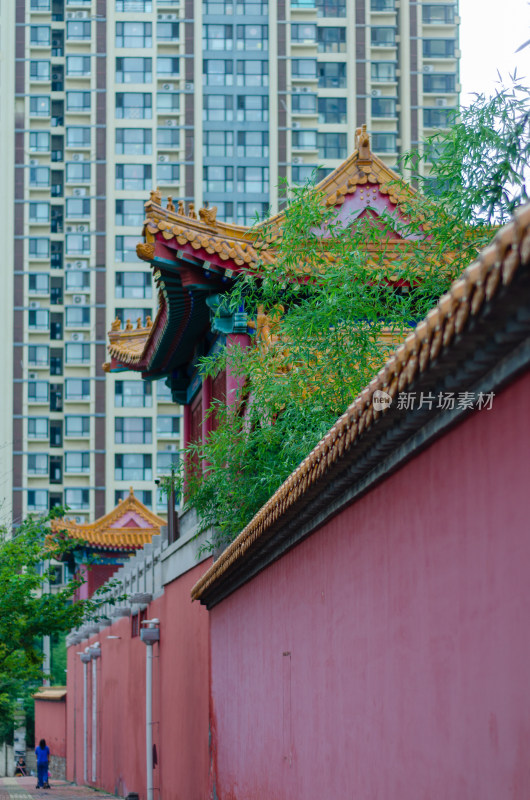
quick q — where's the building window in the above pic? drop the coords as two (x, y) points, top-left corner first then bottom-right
(66, 92), (91, 112)
(422, 4), (455, 24)
(236, 0), (268, 11)
(204, 131), (234, 158)
(371, 132), (397, 152)
(29, 309), (50, 330)
(66, 198), (90, 219)
(204, 165), (234, 194)
(156, 452), (179, 476)
(371, 61), (396, 82)
(115, 200), (146, 227)
(30, 61), (51, 81)
(65, 163), (91, 184)
(116, 93), (153, 119)
(28, 274), (50, 294)
(157, 57), (180, 76)
(372, 97), (397, 118)
(157, 128), (180, 148)
(115, 453), (152, 482)
(66, 21), (91, 39)
(115, 236), (139, 262)
(318, 96), (346, 123)
(424, 73), (456, 93)
(236, 24), (268, 50)
(28, 417), (49, 439)
(317, 26), (346, 52)
(157, 22), (179, 41)
(291, 59), (317, 79)
(31, 0), (51, 8)
(29, 202), (50, 223)
(292, 165), (318, 184)
(29, 167), (49, 190)
(157, 93), (180, 112)
(115, 380), (153, 408)
(65, 378), (90, 401)
(65, 234), (91, 255)
(115, 272), (152, 299)
(203, 24), (233, 51)
(30, 96), (50, 117)
(237, 166), (269, 193)
(318, 132), (347, 159)
(292, 93), (317, 114)
(204, 60), (234, 86)
(65, 452), (90, 473)
(65, 271), (90, 291)
(66, 127), (91, 148)
(28, 453), (49, 476)
(115, 489), (152, 507)
(116, 0), (153, 10)
(423, 39), (455, 58)
(30, 26), (51, 46)
(318, 62), (346, 88)
(292, 130), (317, 150)
(115, 164), (153, 191)
(29, 132), (50, 153)
(424, 108), (453, 128)
(371, 27), (396, 46)
(116, 128), (153, 155)
(236, 131), (269, 158)
(116, 57), (152, 83)
(115, 417), (153, 444)
(65, 343), (91, 364)
(28, 381), (49, 403)
(371, 0), (395, 9)
(116, 22), (152, 48)
(65, 415), (90, 437)
(66, 56), (91, 76)
(316, 0), (346, 16)
(65, 488), (90, 510)
(115, 307), (152, 326)
(236, 59), (268, 86)
(28, 344), (49, 365)
(157, 416), (180, 436)
(28, 490), (48, 512)
(236, 202), (268, 224)
(203, 94), (233, 121)
(291, 23), (316, 43)
(29, 238), (50, 258)
(156, 379), (173, 402)
(157, 163), (180, 184)
(65, 307), (90, 328)
(203, 0), (233, 12)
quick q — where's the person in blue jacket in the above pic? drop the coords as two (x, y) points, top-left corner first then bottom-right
(35, 739), (50, 789)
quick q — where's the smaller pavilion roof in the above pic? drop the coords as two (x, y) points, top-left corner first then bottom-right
(33, 687), (67, 701)
(51, 488), (165, 553)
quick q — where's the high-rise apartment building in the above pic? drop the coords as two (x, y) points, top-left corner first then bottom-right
(3, 0), (459, 525)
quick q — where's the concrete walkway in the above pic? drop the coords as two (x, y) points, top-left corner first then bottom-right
(0, 778), (118, 799)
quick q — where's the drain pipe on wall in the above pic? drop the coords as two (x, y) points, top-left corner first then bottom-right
(79, 650), (92, 783)
(140, 619), (160, 800)
(90, 643), (101, 782)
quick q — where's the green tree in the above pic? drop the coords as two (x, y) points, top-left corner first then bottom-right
(0, 509), (116, 740)
(170, 82), (530, 552)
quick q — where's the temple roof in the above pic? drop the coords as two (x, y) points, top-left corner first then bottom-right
(104, 127), (417, 382)
(51, 488), (166, 552)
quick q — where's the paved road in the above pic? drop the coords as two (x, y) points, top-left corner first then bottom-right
(0, 778), (118, 799)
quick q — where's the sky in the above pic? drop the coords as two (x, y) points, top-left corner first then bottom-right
(460, 0), (530, 102)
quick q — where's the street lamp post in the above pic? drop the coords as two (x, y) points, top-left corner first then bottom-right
(140, 619), (160, 800)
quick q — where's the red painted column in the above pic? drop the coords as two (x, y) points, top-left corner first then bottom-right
(226, 333), (251, 408)
(202, 375), (212, 445)
(182, 403), (191, 492)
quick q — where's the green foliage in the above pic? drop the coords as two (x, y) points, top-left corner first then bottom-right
(170, 84), (529, 552)
(0, 509), (119, 740)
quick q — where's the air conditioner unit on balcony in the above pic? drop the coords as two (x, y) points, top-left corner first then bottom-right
(371, 89), (382, 97)
(29, 159), (39, 166)
(292, 157), (304, 164)
(66, 225), (75, 233)
(52, 73), (62, 82)
(301, 86), (310, 92)
(435, 98), (447, 107)
(29, 301), (41, 309)
(73, 188), (87, 197)
(158, 154), (170, 163)
(185, 82), (194, 91)
(423, 65), (434, 73)
(28, 372), (38, 380)
(166, 119), (178, 127)
(74, 516), (82, 524)
(66, 11), (76, 18)
(72, 153), (85, 162)
(162, 83), (174, 91)
(75, 10), (89, 17)
(73, 295), (87, 304)
(158, 12), (178, 20)
(74, 260), (86, 269)
(76, 224), (89, 233)
(292, 121), (300, 128)
(166, 444), (178, 452)
(71, 332), (85, 342)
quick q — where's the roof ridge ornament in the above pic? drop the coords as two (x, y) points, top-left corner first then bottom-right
(167, 195), (176, 212)
(199, 206), (218, 227)
(150, 186), (162, 205)
(356, 124), (371, 163)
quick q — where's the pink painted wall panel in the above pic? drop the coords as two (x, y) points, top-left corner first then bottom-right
(66, 559), (211, 800)
(209, 370), (530, 800)
(35, 699), (66, 758)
